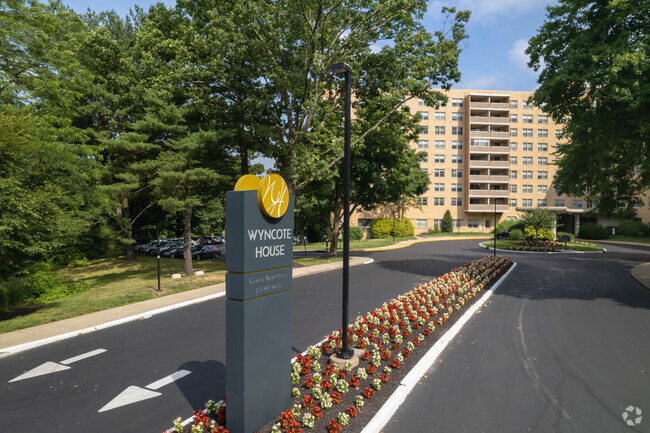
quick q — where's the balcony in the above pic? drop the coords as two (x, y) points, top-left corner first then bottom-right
(466, 204), (510, 212)
(470, 131), (509, 139)
(467, 190), (510, 198)
(470, 102), (510, 110)
(468, 160), (510, 169)
(469, 175), (510, 183)
(469, 116), (510, 125)
(469, 145), (510, 154)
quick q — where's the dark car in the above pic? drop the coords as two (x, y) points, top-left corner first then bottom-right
(166, 244), (200, 259)
(192, 245), (222, 260)
(495, 227), (514, 239)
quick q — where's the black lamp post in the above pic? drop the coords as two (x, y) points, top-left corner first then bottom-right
(331, 61), (353, 360)
(493, 199), (497, 257)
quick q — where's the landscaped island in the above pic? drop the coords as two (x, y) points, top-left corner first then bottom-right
(481, 239), (604, 252)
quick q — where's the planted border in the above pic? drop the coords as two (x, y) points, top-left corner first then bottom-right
(168, 256), (512, 433)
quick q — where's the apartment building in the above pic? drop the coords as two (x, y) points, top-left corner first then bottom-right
(355, 89), (650, 235)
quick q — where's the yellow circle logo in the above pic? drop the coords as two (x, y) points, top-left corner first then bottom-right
(257, 174), (289, 218)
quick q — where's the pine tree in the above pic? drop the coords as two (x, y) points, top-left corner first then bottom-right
(441, 210), (454, 233)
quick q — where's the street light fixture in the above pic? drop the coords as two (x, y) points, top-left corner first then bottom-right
(331, 61), (353, 360)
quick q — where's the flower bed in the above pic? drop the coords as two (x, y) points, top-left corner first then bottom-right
(168, 256), (512, 433)
(483, 239), (603, 252)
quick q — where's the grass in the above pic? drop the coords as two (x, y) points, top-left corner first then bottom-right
(419, 231), (492, 238)
(600, 235), (650, 244)
(0, 255), (340, 335)
(481, 240), (604, 252)
(292, 236), (416, 251)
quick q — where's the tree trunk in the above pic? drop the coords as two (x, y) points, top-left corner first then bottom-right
(183, 206), (194, 276)
(329, 183), (343, 256)
(123, 197), (135, 261)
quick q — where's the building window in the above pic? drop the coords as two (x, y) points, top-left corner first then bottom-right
(434, 197), (444, 206)
(452, 155), (462, 164)
(510, 128), (518, 137)
(510, 185), (517, 193)
(451, 183), (462, 192)
(416, 219), (427, 228)
(434, 169), (445, 177)
(434, 154), (445, 163)
(522, 199), (532, 207)
(418, 98), (426, 106)
(537, 171), (548, 180)
(358, 218), (372, 227)
(452, 126), (463, 135)
(510, 156), (518, 165)
(509, 199), (517, 207)
(555, 199), (564, 207)
(522, 142), (533, 151)
(451, 198), (462, 206)
(453, 219), (462, 228)
(435, 112), (445, 121)
(417, 197), (428, 206)
(587, 201), (595, 208)
(523, 101), (533, 109)
(417, 140), (428, 149)
(538, 129), (548, 138)
(537, 185), (548, 193)
(573, 200), (583, 209)
(421, 168), (428, 173)
(452, 98), (463, 107)
(523, 157), (533, 165)
(522, 170), (532, 179)
(451, 169), (463, 178)
(419, 111), (429, 120)
(556, 129), (565, 138)
(471, 138), (490, 146)
(452, 112), (464, 121)
(421, 126), (428, 134)
(537, 199), (547, 207)
(538, 115), (548, 123)
(538, 157), (548, 165)
(510, 142), (517, 150)
(468, 219), (478, 228)
(523, 185), (532, 193)
(523, 128), (533, 137)
(452, 141), (463, 150)
(435, 126), (445, 135)
(538, 143), (548, 152)
(434, 183), (444, 192)
(523, 114), (533, 123)
(433, 219), (442, 228)
(510, 114), (518, 123)
(510, 170), (517, 179)
(510, 100), (518, 109)
(420, 154), (428, 163)
(434, 140), (445, 149)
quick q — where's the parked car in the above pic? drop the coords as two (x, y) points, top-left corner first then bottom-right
(166, 244), (200, 259)
(192, 245), (222, 260)
(135, 241), (156, 254)
(160, 242), (184, 258)
(495, 228), (514, 239)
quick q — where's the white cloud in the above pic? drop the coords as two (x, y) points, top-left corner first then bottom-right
(461, 75), (498, 90)
(508, 38), (539, 75)
(430, 0), (543, 23)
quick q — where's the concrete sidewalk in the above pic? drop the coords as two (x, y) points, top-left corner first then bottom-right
(0, 256), (369, 354)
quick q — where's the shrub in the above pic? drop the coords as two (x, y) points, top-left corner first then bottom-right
(0, 278), (25, 309)
(616, 220), (649, 237)
(495, 219), (521, 233)
(556, 231), (574, 242)
(509, 229), (524, 240)
(371, 218), (414, 238)
(579, 223), (609, 240)
(441, 210), (453, 233)
(23, 268), (89, 303)
(432, 227), (440, 234)
(524, 226), (537, 240)
(349, 227), (364, 241)
(537, 228), (555, 241)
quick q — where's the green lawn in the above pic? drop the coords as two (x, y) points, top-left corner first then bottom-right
(419, 231), (491, 238)
(0, 254), (340, 335)
(482, 240), (604, 252)
(293, 236), (416, 251)
(601, 235), (650, 244)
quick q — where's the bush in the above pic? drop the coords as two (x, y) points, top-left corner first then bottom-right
(0, 278), (25, 309)
(556, 231), (574, 242)
(432, 227), (440, 233)
(524, 226), (537, 240)
(349, 226), (364, 241)
(579, 223), (610, 240)
(23, 268), (89, 303)
(371, 218), (414, 238)
(441, 210), (453, 233)
(537, 228), (554, 241)
(616, 220), (649, 237)
(509, 229), (524, 240)
(495, 219), (521, 233)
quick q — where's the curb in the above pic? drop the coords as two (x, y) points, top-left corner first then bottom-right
(478, 242), (606, 254)
(360, 262), (518, 433)
(359, 236), (492, 252)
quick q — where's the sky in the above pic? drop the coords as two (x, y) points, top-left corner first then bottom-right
(62, 0), (556, 93)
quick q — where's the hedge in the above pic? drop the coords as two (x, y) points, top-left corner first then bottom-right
(579, 223), (609, 240)
(371, 218), (414, 238)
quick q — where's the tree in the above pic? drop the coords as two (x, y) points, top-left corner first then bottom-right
(520, 207), (556, 231)
(527, 0), (650, 216)
(441, 210), (453, 233)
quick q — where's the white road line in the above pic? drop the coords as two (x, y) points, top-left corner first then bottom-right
(363, 258), (374, 264)
(145, 370), (191, 390)
(360, 262), (518, 433)
(60, 348), (107, 365)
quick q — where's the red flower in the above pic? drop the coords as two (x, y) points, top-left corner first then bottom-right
(362, 350), (371, 361)
(423, 328), (431, 336)
(412, 338), (420, 347)
(321, 378), (333, 392)
(390, 358), (401, 369)
(279, 410), (295, 428)
(311, 405), (323, 419)
(379, 373), (389, 383)
(304, 378), (315, 389)
(216, 406), (226, 424)
(332, 391), (342, 404)
(337, 370), (346, 379)
(403, 349), (411, 357)
(346, 406), (358, 418)
(302, 394), (315, 408)
(327, 419), (342, 433)
(367, 363), (377, 375)
(362, 387), (375, 399)
(324, 363), (335, 377)
(211, 427), (229, 433)
(348, 374), (360, 388)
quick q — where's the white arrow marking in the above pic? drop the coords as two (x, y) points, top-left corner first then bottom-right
(60, 348), (107, 365)
(145, 369), (191, 390)
(8, 348), (107, 383)
(98, 370), (191, 412)
(9, 361), (70, 382)
(98, 386), (161, 412)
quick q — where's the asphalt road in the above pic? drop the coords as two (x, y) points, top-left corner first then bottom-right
(384, 242), (650, 433)
(0, 240), (648, 432)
